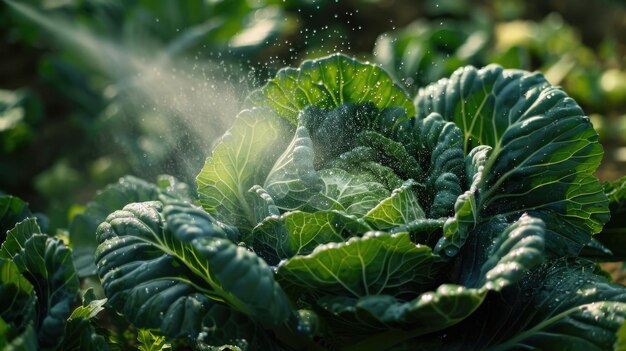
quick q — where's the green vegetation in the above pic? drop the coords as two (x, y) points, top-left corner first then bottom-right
(1, 1), (625, 350)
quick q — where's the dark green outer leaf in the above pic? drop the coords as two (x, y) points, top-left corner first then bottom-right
(593, 176), (626, 261)
(0, 195), (32, 244)
(416, 64), (609, 257)
(245, 53), (415, 124)
(0, 218), (42, 268)
(456, 214), (545, 291)
(70, 176), (162, 277)
(0, 258), (36, 348)
(95, 201), (290, 340)
(1, 219), (79, 350)
(579, 238), (613, 260)
(319, 284), (486, 338)
(441, 258), (626, 351)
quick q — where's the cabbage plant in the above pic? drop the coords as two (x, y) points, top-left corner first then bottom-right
(3, 54), (626, 350)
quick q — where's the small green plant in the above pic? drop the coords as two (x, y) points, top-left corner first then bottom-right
(2, 54), (626, 350)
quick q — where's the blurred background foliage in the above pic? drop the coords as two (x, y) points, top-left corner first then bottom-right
(0, 0), (624, 234)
